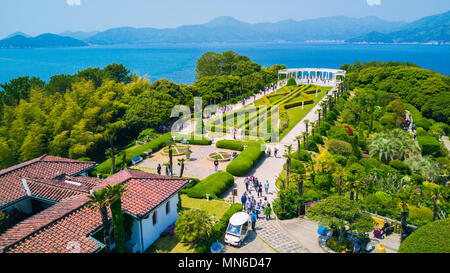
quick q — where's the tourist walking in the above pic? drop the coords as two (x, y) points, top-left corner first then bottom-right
(264, 203), (272, 220)
(258, 183), (263, 197)
(214, 159), (219, 172)
(157, 164), (161, 175)
(250, 210), (257, 231)
(245, 198), (252, 214)
(264, 180), (269, 194)
(241, 192), (247, 207)
(244, 177), (249, 192)
(274, 147), (278, 158)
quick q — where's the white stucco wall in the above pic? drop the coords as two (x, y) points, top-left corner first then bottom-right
(128, 193), (180, 253)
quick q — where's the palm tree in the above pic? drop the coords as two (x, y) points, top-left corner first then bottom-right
(423, 182), (447, 221)
(296, 136), (302, 160)
(87, 188), (111, 252)
(178, 158), (186, 178)
(284, 144), (293, 189)
(302, 132), (308, 150)
(106, 184), (127, 253)
(293, 173), (305, 216)
(310, 121), (315, 137)
(399, 199), (409, 243)
(304, 119), (310, 134)
(316, 109), (322, 129)
(333, 165), (347, 196)
(167, 140), (175, 176)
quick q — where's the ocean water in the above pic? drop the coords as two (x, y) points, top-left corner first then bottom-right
(0, 43), (449, 85)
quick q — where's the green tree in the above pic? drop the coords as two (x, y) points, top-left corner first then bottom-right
(106, 184), (127, 253)
(175, 209), (213, 244)
(308, 196), (368, 245)
(87, 188), (111, 252)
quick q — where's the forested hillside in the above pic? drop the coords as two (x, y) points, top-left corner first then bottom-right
(340, 61), (450, 124)
(0, 51), (282, 169)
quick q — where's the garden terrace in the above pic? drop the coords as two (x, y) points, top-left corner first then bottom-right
(206, 84), (330, 141)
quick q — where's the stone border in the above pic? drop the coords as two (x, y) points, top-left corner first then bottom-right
(318, 235), (337, 253)
(160, 145), (189, 156)
(207, 152), (232, 162)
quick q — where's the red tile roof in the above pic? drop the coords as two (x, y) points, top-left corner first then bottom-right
(0, 168), (190, 253)
(0, 155), (96, 207)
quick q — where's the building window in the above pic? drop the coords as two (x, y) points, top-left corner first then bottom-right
(152, 211), (157, 225)
(166, 201), (170, 215)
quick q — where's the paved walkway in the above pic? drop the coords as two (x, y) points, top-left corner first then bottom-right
(222, 86), (336, 204)
(256, 218), (309, 253)
(278, 218), (325, 253)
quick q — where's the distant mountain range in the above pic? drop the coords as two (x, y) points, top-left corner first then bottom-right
(85, 15), (407, 44)
(0, 33), (87, 48)
(1, 10), (448, 48)
(347, 10), (450, 44)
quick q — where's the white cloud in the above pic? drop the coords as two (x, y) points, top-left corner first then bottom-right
(366, 0), (381, 6)
(66, 0), (81, 6)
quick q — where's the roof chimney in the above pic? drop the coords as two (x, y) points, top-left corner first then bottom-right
(21, 178), (31, 196)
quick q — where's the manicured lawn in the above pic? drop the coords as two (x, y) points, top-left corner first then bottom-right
(180, 194), (230, 218)
(280, 87), (329, 140)
(146, 194), (230, 253)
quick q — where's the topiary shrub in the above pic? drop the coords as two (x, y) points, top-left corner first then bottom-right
(333, 154), (347, 166)
(417, 136), (441, 155)
(313, 134), (324, 145)
(360, 157), (381, 169)
(296, 149), (311, 162)
(327, 140), (353, 157)
(408, 206), (434, 226)
(327, 127), (350, 142)
(416, 127), (428, 137)
(215, 140), (245, 151)
(226, 143), (265, 176)
(415, 118), (433, 132)
(314, 173), (333, 193)
(398, 218), (450, 253)
(185, 172), (234, 199)
(307, 141), (319, 153)
(389, 159), (409, 174)
(346, 156), (359, 167)
(286, 77), (297, 86)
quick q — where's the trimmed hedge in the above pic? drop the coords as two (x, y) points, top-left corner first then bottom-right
(92, 132), (173, 176)
(194, 203), (243, 253)
(184, 172), (234, 200)
(389, 159), (409, 174)
(398, 218), (450, 253)
(216, 140), (246, 151)
(327, 139), (353, 156)
(417, 135), (441, 155)
(226, 143), (265, 176)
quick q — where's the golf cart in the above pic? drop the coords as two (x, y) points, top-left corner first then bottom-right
(224, 212), (250, 247)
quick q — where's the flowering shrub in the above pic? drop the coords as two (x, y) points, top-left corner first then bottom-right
(344, 126), (354, 136)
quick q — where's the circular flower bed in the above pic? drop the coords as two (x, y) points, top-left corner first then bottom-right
(207, 151), (232, 162)
(161, 145), (189, 156)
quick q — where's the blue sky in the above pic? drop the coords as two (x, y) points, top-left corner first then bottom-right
(0, 0), (449, 38)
